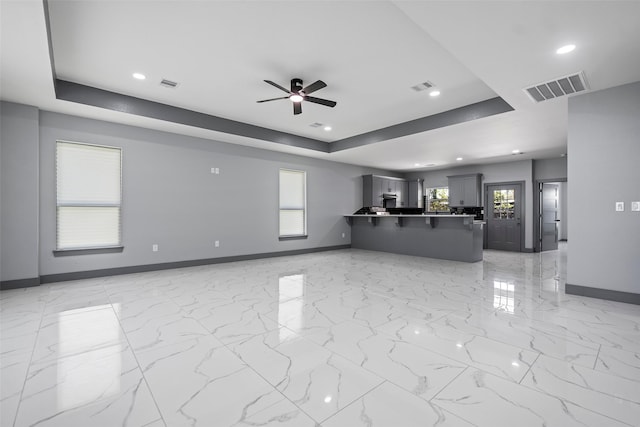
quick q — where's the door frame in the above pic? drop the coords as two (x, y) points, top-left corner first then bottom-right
(484, 181), (526, 252)
(533, 178), (567, 253)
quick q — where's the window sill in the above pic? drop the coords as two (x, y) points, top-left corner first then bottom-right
(279, 235), (308, 241)
(53, 246), (124, 257)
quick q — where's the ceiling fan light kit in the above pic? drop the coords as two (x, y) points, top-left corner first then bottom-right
(257, 78), (337, 115)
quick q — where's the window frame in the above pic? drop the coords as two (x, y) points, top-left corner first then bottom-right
(426, 187), (450, 213)
(54, 140), (124, 255)
(278, 168), (307, 240)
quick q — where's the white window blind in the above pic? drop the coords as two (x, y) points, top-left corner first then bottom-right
(279, 169), (306, 237)
(56, 141), (122, 250)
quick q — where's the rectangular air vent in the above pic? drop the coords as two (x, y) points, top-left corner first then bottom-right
(411, 81), (434, 92)
(524, 71), (588, 103)
(160, 79), (179, 88)
(309, 122), (323, 128)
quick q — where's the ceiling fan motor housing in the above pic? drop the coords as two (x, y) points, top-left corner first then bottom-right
(291, 78), (304, 93)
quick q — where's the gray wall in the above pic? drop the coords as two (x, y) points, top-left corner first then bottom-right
(33, 111), (389, 277)
(533, 157), (567, 181)
(0, 102), (40, 282)
(568, 81), (640, 295)
(404, 159), (535, 249)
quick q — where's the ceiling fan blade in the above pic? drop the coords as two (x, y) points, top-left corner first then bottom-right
(256, 96), (289, 103)
(301, 80), (327, 95)
(305, 96), (337, 108)
(293, 102), (302, 115)
(264, 80), (291, 94)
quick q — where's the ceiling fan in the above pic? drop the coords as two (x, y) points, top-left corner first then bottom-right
(257, 78), (337, 115)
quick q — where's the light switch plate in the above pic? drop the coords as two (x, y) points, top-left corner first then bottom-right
(615, 202), (625, 212)
(632, 201), (640, 212)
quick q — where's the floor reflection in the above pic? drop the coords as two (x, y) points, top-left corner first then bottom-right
(278, 274), (305, 340)
(493, 280), (515, 314)
(57, 304), (122, 411)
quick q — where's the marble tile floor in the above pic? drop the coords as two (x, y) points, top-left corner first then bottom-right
(2, 243), (640, 426)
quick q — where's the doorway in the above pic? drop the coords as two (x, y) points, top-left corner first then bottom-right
(541, 183), (559, 251)
(485, 182), (524, 251)
(534, 179), (567, 252)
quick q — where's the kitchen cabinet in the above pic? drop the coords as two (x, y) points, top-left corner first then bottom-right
(363, 175), (383, 207)
(397, 180), (408, 207)
(448, 174), (481, 207)
(407, 179), (424, 208)
(362, 175), (409, 207)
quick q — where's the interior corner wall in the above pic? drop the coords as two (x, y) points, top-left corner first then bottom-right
(404, 159), (534, 249)
(0, 101), (40, 282)
(36, 110), (390, 278)
(567, 81), (640, 296)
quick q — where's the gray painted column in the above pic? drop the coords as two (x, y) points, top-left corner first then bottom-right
(0, 102), (40, 285)
(567, 81), (640, 303)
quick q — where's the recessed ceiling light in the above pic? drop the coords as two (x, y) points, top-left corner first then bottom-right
(512, 149), (520, 154)
(289, 94), (303, 103)
(429, 90), (441, 97)
(324, 126), (332, 131)
(132, 73), (146, 80)
(456, 157), (463, 161)
(414, 163), (421, 167)
(556, 44), (576, 55)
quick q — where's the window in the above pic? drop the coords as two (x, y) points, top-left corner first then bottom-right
(56, 141), (122, 250)
(493, 189), (515, 219)
(279, 169), (306, 238)
(426, 187), (449, 212)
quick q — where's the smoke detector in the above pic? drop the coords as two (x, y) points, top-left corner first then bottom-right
(523, 71), (589, 103)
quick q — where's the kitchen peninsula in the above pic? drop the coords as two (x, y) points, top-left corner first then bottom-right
(345, 214), (484, 262)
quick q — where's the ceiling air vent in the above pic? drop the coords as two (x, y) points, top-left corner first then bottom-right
(159, 79), (179, 89)
(524, 71), (589, 103)
(309, 122), (323, 128)
(411, 81), (434, 92)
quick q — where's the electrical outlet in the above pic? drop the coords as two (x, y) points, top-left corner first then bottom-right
(215, 240), (220, 247)
(341, 232), (345, 238)
(215, 168), (220, 174)
(632, 201), (640, 212)
(152, 244), (158, 252)
(615, 202), (625, 212)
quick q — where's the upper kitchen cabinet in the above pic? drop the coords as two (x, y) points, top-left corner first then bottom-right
(396, 180), (409, 207)
(362, 175), (409, 207)
(407, 179), (424, 208)
(363, 175), (385, 207)
(448, 174), (482, 207)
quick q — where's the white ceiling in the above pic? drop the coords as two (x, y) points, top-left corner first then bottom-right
(2, 1), (640, 171)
